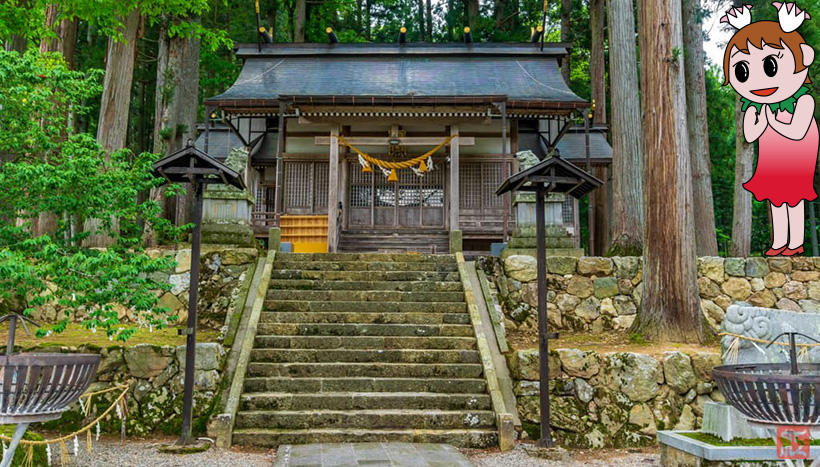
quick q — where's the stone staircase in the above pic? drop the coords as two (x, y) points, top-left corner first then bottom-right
(231, 252), (498, 448)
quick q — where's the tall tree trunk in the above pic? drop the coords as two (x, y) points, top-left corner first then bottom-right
(589, 0), (608, 253)
(149, 18), (201, 241)
(561, 0), (571, 82)
(494, 0), (507, 30)
(607, 0), (643, 255)
(417, 0), (426, 40)
(4, 0), (29, 52)
(365, 0), (372, 40)
(466, 0), (479, 30)
(86, 9), (139, 247)
(426, 0), (433, 39)
(631, 0), (702, 343)
(97, 10), (139, 154)
(60, 18), (78, 69)
(446, 0), (455, 41)
(730, 99), (754, 256)
(293, 0), (306, 42)
(682, 0), (718, 256)
(39, 3), (59, 52)
(590, 0), (606, 125)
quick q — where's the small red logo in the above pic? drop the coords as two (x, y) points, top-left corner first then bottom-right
(777, 426), (811, 460)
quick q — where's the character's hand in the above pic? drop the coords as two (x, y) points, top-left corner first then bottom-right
(744, 106), (767, 142)
(764, 105), (780, 126)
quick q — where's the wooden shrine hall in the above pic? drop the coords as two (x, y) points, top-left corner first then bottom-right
(200, 41), (591, 253)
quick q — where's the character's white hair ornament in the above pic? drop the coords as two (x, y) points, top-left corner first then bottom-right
(720, 4), (754, 30)
(773, 2), (811, 33)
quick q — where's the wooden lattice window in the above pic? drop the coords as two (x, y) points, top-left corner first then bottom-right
(460, 161), (505, 211)
(284, 160), (328, 214)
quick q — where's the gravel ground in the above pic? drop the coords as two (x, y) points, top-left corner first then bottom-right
(464, 444), (661, 467)
(46, 437), (660, 466)
(50, 437), (275, 467)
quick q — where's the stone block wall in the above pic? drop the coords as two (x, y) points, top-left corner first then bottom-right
(30, 247), (258, 330)
(40, 342), (225, 437)
(483, 254), (820, 334)
(507, 348), (722, 448)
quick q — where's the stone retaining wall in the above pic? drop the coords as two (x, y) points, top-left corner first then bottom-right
(30, 247), (258, 330)
(39, 343), (226, 437)
(507, 348), (722, 448)
(483, 254), (820, 334)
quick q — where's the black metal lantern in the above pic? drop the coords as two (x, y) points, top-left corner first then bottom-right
(496, 155), (602, 447)
(152, 143), (244, 445)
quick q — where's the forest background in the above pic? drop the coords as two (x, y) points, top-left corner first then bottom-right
(2, 0), (818, 256)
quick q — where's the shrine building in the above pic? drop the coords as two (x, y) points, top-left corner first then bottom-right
(198, 39), (606, 254)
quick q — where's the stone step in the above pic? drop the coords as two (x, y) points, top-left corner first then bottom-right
(273, 261), (458, 272)
(266, 290), (465, 302)
(270, 270), (461, 282)
(259, 312), (470, 325)
(264, 301), (467, 314)
(234, 409), (497, 430)
(231, 427), (498, 449)
(240, 392), (492, 411)
(246, 362), (484, 379)
(253, 335), (478, 350)
(249, 348), (481, 364)
(256, 323), (475, 337)
(242, 377), (488, 394)
(278, 253), (454, 263)
(268, 279), (463, 292)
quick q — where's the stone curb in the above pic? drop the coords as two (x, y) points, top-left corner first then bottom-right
(659, 430), (820, 461)
(455, 252), (515, 451)
(208, 249), (276, 448)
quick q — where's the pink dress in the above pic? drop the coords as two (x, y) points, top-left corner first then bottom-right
(743, 112), (819, 207)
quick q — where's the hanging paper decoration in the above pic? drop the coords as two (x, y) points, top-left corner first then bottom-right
(338, 135), (452, 181)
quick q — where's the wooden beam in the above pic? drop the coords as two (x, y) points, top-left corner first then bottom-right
(314, 136), (475, 146)
(449, 125), (460, 231)
(163, 167), (224, 175)
(327, 126), (340, 252)
(527, 175), (583, 184)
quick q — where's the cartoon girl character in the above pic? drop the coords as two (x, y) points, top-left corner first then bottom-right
(722, 2), (817, 256)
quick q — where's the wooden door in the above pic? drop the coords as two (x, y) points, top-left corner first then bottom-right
(347, 161), (445, 230)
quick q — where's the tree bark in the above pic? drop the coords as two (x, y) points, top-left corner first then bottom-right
(4, 0), (29, 52)
(494, 0), (506, 30)
(97, 9), (140, 154)
(150, 17), (201, 236)
(682, 0), (718, 256)
(590, 0), (606, 125)
(607, 0), (643, 255)
(631, 0), (702, 343)
(426, 0), (433, 39)
(293, 0), (306, 42)
(730, 98), (754, 256)
(589, 0), (609, 253)
(86, 9), (139, 247)
(417, 0), (426, 41)
(39, 3), (59, 53)
(365, 0), (372, 40)
(60, 17), (78, 69)
(561, 0), (572, 82)
(466, 0), (479, 30)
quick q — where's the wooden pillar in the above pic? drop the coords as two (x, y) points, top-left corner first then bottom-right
(328, 126), (340, 252)
(274, 102), (286, 220)
(449, 125), (460, 231)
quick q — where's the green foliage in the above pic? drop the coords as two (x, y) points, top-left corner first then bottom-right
(0, 50), (186, 342)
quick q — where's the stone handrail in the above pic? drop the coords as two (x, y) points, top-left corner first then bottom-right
(208, 249), (276, 448)
(455, 252), (516, 450)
